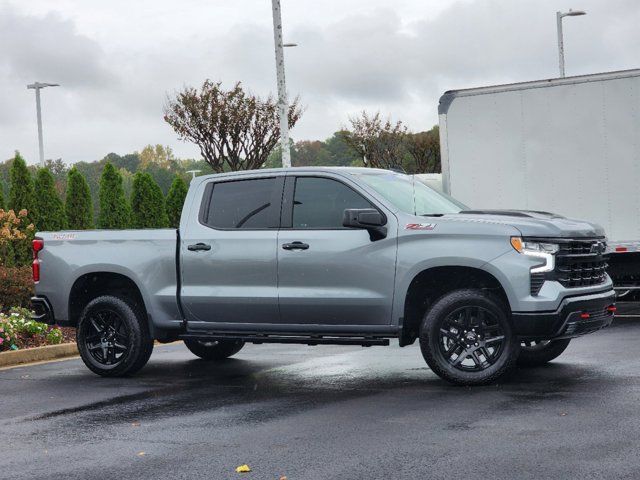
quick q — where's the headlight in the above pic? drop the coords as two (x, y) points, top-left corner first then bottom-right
(510, 237), (558, 273)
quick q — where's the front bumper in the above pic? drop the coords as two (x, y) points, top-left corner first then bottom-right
(31, 296), (56, 326)
(512, 288), (616, 340)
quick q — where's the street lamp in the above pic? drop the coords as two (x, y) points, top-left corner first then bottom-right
(186, 170), (201, 181)
(271, 0), (297, 168)
(27, 82), (60, 168)
(556, 9), (586, 78)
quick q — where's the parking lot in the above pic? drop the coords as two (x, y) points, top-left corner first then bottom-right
(2, 318), (639, 480)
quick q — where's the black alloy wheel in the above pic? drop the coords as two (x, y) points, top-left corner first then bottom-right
(438, 306), (505, 372)
(419, 289), (519, 386)
(77, 295), (153, 377)
(517, 338), (571, 367)
(83, 309), (130, 367)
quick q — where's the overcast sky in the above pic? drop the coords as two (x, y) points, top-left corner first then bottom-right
(1, 0), (639, 165)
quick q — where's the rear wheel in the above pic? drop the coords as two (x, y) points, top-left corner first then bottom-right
(419, 289), (519, 386)
(517, 339), (571, 367)
(183, 338), (245, 360)
(76, 295), (153, 377)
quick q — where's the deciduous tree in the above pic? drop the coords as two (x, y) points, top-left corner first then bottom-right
(98, 163), (131, 229)
(405, 126), (441, 173)
(343, 112), (407, 170)
(34, 168), (66, 231)
(164, 80), (303, 172)
(131, 172), (168, 228)
(165, 176), (188, 228)
(66, 167), (94, 229)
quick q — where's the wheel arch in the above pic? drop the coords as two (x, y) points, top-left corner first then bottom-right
(398, 265), (511, 346)
(68, 271), (152, 333)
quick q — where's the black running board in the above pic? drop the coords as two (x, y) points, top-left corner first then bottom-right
(180, 332), (390, 347)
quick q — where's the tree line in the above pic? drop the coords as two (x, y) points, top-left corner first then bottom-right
(0, 153), (188, 265)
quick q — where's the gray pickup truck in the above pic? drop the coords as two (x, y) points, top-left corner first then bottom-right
(31, 167), (615, 385)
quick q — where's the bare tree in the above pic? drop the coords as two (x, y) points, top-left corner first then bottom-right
(405, 126), (441, 173)
(343, 111), (407, 170)
(164, 80), (303, 172)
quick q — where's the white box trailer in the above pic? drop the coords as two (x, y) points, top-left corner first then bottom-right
(438, 68), (640, 308)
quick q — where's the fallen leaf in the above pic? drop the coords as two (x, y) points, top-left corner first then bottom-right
(280, 476), (287, 480)
(235, 464), (251, 473)
(132, 422), (141, 427)
(137, 451), (146, 457)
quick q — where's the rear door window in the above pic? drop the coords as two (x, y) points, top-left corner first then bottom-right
(201, 177), (281, 229)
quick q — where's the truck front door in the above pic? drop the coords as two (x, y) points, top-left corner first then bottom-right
(277, 174), (398, 326)
(180, 175), (284, 327)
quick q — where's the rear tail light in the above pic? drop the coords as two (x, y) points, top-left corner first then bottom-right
(32, 239), (44, 282)
(579, 313), (590, 319)
(607, 305), (617, 313)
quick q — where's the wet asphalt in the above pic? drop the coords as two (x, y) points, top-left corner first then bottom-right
(2, 318), (640, 480)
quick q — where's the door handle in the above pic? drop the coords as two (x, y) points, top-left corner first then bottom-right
(282, 241), (309, 251)
(188, 243), (211, 252)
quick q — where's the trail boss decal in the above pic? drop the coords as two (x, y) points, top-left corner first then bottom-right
(405, 223), (436, 230)
(52, 233), (77, 240)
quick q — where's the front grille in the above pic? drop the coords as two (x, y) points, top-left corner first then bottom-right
(555, 240), (608, 288)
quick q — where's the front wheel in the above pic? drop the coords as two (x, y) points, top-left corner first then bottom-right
(517, 339), (571, 367)
(419, 289), (519, 386)
(183, 338), (245, 361)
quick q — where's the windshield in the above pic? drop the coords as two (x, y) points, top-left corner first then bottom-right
(355, 172), (466, 216)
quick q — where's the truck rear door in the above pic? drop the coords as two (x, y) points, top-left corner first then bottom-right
(180, 174), (284, 327)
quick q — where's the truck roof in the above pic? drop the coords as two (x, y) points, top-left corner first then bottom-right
(194, 166), (396, 182)
(438, 68), (640, 115)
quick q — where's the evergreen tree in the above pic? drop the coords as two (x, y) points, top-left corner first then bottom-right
(131, 172), (169, 228)
(165, 175), (188, 228)
(65, 167), (94, 229)
(34, 168), (66, 231)
(8, 152), (37, 223)
(8, 153), (37, 265)
(98, 162), (131, 229)
(0, 184), (5, 210)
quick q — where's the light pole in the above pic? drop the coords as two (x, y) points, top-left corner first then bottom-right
(556, 9), (586, 78)
(27, 82), (59, 168)
(271, 0), (296, 168)
(186, 170), (201, 181)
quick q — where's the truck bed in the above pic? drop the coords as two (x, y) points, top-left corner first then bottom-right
(35, 229), (181, 331)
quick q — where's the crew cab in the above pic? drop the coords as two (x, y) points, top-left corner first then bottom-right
(31, 168), (616, 385)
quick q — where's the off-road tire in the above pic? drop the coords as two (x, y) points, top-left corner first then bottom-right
(183, 339), (245, 360)
(419, 289), (519, 386)
(77, 295), (153, 377)
(517, 339), (571, 367)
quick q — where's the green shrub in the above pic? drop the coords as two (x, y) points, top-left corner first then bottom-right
(65, 167), (94, 229)
(34, 168), (66, 231)
(98, 162), (131, 229)
(45, 328), (63, 344)
(0, 308), (63, 352)
(0, 266), (33, 309)
(166, 175), (188, 228)
(131, 172), (169, 228)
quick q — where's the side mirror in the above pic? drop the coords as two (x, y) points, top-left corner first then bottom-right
(343, 208), (387, 240)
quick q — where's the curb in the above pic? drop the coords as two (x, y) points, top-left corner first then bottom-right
(0, 343), (78, 368)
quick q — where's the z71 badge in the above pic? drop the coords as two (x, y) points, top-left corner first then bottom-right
(405, 223), (436, 230)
